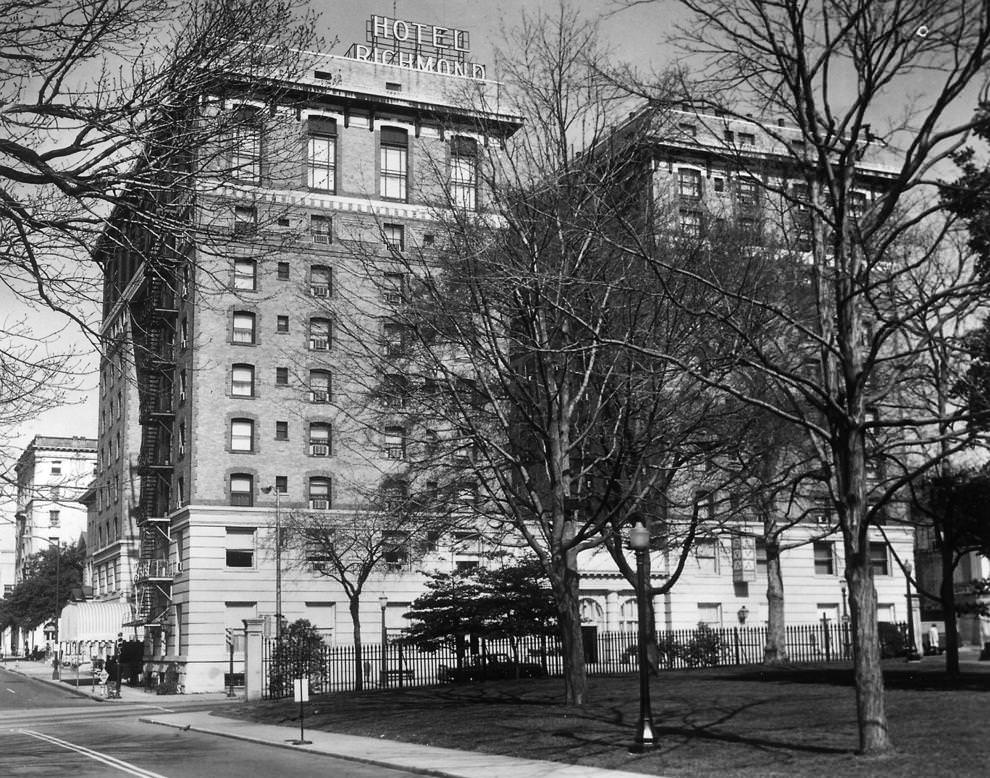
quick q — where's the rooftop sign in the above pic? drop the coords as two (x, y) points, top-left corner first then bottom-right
(345, 15), (487, 80)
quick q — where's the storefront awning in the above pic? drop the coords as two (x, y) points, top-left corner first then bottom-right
(59, 600), (134, 643)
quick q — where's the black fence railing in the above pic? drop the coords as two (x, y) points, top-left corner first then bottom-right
(261, 620), (896, 700)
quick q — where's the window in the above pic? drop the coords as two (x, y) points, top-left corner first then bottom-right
(229, 473), (254, 507)
(379, 127), (408, 200)
(225, 527), (256, 567)
(230, 418), (255, 452)
(813, 541), (835, 575)
(678, 122), (697, 137)
(738, 131), (756, 146)
(233, 205), (257, 235)
(382, 531), (409, 571)
(276, 315), (289, 333)
(178, 422), (186, 456)
(309, 422), (332, 456)
(382, 273), (405, 304)
(309, 476), (332, 509)
(678, 168), (702, 199)
(51, 460), (62, 476)
(736, 179), (760, 207)
(275, 420), (288, 440)
(234, 258), (256, 290)
(382, 479), (407, 508)
(713, 177), (725, 193)
(277, 261), (290, 280)
(679, 210), (701, 237)
(309, 370), (332, 403)
(180, 318), (189, 349)
(383, 223), (404, 251)
(228, 110), (261, 184)
(232, 311), (256, 344)
(310, 265), (331, 297)
(697, 603), (722, 627)
(309, 318), (331, 351)
(849, 191), (868, 218)
(306, 117), (336, 191)
(48, 510), (60, 527)
(384, 426), (406, 459)
(695, 540), (718, 574)
(450, 136), (477, 209)
(791, 183), (811, 212)
(176, 476), (184, 506)
(179, 369), (187, 403)
(275, 367), (289, 386)
(383, 322), (405, 356)
(756, 538), (768, 577)
(231, 364), (255, 397)
(381, 373), (410, 408)
(869, 541), (889, 576)
(311, 214), (331, 244)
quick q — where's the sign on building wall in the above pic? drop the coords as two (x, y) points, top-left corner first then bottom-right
(731, 535), (757, 583)
(345, 15), (487, 80)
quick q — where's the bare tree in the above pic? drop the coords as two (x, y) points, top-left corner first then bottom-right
(610, 0), (990, 753)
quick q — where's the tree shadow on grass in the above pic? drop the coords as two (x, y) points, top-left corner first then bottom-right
(709, 664), (990, 692)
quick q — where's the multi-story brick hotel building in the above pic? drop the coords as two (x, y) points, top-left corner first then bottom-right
(93, 18), (523, 692)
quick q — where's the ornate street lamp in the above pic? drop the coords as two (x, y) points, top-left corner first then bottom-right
(379, 594), (389, 688)
(628, 520), (656, 752)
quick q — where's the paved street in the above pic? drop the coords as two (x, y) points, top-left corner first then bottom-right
(0, 667), (422, 777)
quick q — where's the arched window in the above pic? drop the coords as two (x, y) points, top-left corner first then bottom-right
(230, 418), (254, 452)
(309, 422), (332, 456)
(232, 311), (256, 344)
(309, 318), (331, 351)
(618, 598), (639, 632)
(310, 265), (331, 297)
(231, 364), (255, 397)
(580, 598), (605, 629)
(230, 473), (254, 506)
(309, 476), (332, 510)
(309, 370), (332, 403)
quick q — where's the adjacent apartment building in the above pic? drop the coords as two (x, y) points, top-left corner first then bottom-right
(7, 435), (96, 654)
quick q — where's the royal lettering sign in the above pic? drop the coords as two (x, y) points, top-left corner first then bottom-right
(731, 535), (757, 583)
(345, 15), (487, 80)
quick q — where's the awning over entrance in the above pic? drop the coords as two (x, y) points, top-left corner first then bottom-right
(59, 600), (133, 643)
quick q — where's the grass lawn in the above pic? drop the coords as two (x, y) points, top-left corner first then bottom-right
(216, 659), (990, 776)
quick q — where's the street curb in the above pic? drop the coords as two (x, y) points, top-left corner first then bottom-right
(139, 716), (456, 778)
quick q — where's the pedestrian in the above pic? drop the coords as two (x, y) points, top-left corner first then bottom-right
(105, 654), (119, 698)
(928, 624), (940, 655)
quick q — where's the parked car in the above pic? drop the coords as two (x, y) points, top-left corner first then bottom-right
(438, 653), (548, 683)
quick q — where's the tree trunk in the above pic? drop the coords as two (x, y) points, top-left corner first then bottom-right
(550, 558), (587, 705)
(763, 537), (788, 664)
(846, 556), (892, 754)
(940, 541), (960, 676)
(350, 597), (364, 692)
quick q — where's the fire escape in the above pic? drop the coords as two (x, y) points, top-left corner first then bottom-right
(131, 268), (179, 626)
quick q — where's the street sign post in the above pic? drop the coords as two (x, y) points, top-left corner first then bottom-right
(291, 678), (311, 744)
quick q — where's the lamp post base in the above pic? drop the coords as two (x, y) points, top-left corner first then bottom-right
(630, 720), (658, 753)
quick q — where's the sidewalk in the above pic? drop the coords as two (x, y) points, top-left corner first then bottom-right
(4, 659), (650, 777)
(139, 710), (653, 778)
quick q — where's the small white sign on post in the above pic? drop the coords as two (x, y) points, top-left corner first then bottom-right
(98, 670), (110, 685)
(293, 677), (309, 703)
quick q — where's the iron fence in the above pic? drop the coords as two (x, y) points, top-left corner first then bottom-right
(261, 619), (893, 700)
